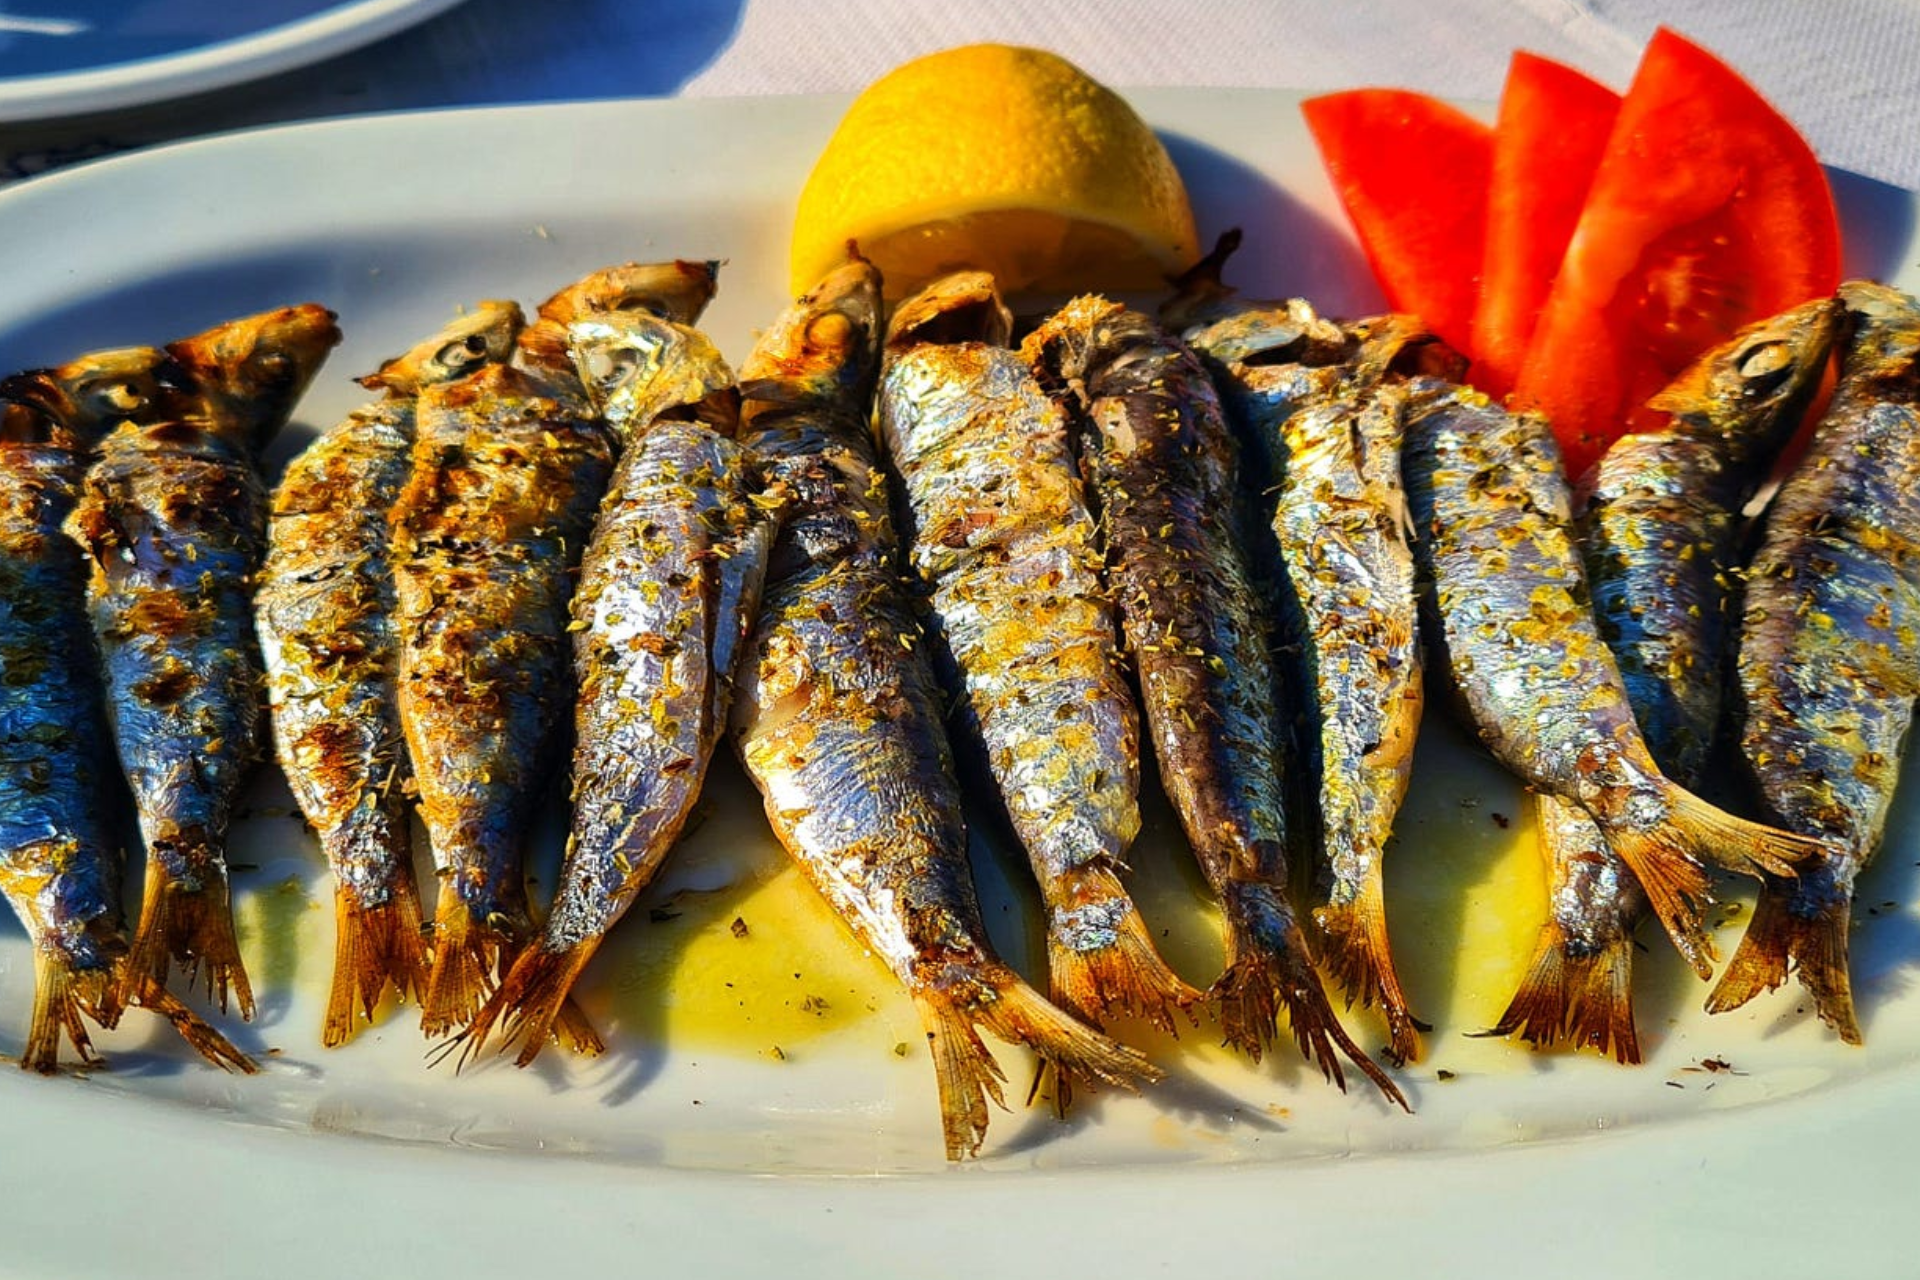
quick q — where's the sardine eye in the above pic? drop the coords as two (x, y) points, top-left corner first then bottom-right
(1735, 340), (1795, 391)
(435, 334), (489, 374)
(806, 311), (854, 352)
(578, 344), (639, 387)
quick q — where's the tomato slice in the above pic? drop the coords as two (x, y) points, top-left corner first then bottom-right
(1510, 27), (1841, 477)
(1467, 53), (1620, 399)
(1302, 90), (1492, 356)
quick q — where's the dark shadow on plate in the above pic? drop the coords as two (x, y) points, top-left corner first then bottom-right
(1833, 167), (1919, 283)
(1158, 130), (1384, 316)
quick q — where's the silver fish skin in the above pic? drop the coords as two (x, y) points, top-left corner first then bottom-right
(1400, 381), (1829, 976)
(1497, 296), (1842, 1063)
(256, 301), (523, 1047)
(730, 260), (1155, 1162)
(398, 264), (717, 1039)
(0, 392), (250, 1073)
(66, 305), (340, 1020)
(1266, 371), (1425, 1064)
(881, 271), (1198, 1034)
(463, 310), (772, 1067)
(1710, 281), (1920, 1042)
(1024, 296), (1405, 1108)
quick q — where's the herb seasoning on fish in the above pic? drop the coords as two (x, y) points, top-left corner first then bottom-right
(730, 260), (1157, 1161)
(1399, 381), (1828, 972)
(880, 271), (1199, 1034)
(463, 305), (775, 1066)
(1025, 296), (1406, 1107)
(257, 302), (523, 1046)
(395, 263), (719, 1038)
(1710, 281), (1920, 1042)
(65, 305), (340, 1019)
(1492, 296), (1840, 1062)
(0, 376), (251, 1073)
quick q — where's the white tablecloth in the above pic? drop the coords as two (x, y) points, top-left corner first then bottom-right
(4, 0), (1919, 190)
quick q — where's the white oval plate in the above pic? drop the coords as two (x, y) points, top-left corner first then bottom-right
(0, 92), (1915, 1276)
(0, 0), (467, 121)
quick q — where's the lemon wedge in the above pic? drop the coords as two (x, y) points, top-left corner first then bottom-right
(790, 45), (1199, 298)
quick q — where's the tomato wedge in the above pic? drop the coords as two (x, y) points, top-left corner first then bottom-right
(1467, 53), (1620, 399)
(1302, 90), (1492, 356)
(1510, 27), (1841, 477)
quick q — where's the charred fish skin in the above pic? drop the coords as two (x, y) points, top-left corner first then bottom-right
(1024, 297), (1404, 1108)
(731, 261), (1155, 1162)
(400, 264), (720, 1039)
(64, 305), (340, 1021)
(1184, 299), (1435, 1066)
(1493, 297), (1843, 1061)
(1712, 282), (1920, 1041)
(464, 308), (770, 1067)
(0, 389), (247, 1074)
(257, 302), (523, 1047)
(393, 364), (612, 1037)
(881, 272), (1198, 1034)
(1400, 382), (1827, 975)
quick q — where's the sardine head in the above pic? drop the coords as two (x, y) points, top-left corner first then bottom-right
(1647, 295), (1844, 466)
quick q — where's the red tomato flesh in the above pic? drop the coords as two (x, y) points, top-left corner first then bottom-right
(1510, 27), (1841, 477)
(1302, 90), (1492, 356)
(1468, 53), (1620, 399)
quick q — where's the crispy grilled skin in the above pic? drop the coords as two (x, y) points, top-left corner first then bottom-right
(730, 262), (1155, 1161)
(1401, 381), (1827, 979)
(881, 272), (1197, 1033)
(464, 306), (772, 1067)
(1497, 296), (1841, 1062)
(1026, 297), (1405, 1107)
(66, 306), (339, 1020)
(1712, 282), (1920, 1042)
(258, 302), (522, 1046)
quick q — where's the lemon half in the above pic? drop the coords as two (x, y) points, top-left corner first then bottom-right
(790, 45), (1199, 299)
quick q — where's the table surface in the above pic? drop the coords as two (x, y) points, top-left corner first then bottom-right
(3, 0), (1918, 191)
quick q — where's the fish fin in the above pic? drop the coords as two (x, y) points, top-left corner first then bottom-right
(1313, 868), (1424, 1065)
(123, 852), (254, 1020)
(911, 991), (1005, 1162)
(122, 973), (258, 1073)
(1596, 816), (1716, 980)
(1213, 883), (1410, 1111)
(975, 962), (1162, 1100)
(420, 900), (507, 1038)
(1046, 867), (1202, 1035)
(1487, 923), (1642, 1065)
(19, 953), (108, 1074)
(1706, 871), (1860, 1043)
(323, 881), (430, 1048)
(459, 940), (607, 1070)
(1663, 785), (1827, 879)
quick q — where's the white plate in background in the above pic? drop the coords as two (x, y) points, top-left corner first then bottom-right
(0, 0), (467, 121)
(0, 93), (1915, 1276)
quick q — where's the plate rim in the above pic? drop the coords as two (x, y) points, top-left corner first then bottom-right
(0, 91), (1914, 1277)
(0, 0), (471, 122)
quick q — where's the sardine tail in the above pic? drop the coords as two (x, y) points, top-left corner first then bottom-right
(976, 964), (1162, 1099)
(20, 953), (107, 1074)
(122, 972), (258, 1073)
(1597, 820), (1716, 980)
(911, 991), (1006, 1161)
(420, 901), (505, 1038)
(123, 858), (254, 1020)
(1665, 785), (1825, 879)
(1488, 922), (1642, 1065)
(460, 940), (607, 1070)
(323, 881), (430, 1048)
(1213, 884), (1409, 1111)
(1706, 874), (1860, 1043)
(1314, 870), (1424, 1065)
(1046, 868), (1202, 1034)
